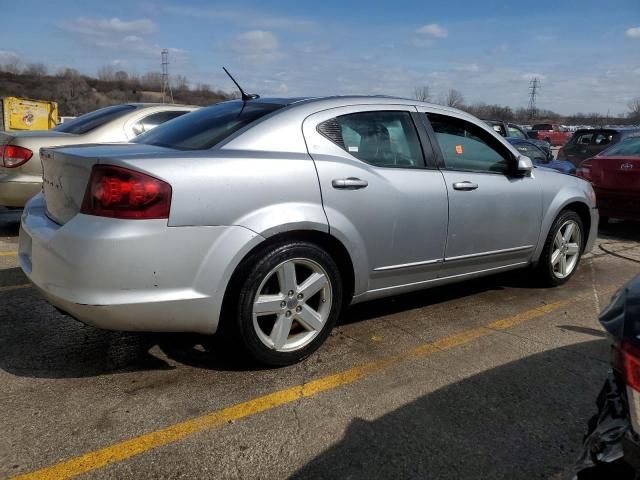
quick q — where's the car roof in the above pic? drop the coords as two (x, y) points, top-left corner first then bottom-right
(574, 127), (640, 134)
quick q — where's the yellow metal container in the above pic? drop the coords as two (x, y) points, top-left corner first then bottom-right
(1, 96), (59, 131)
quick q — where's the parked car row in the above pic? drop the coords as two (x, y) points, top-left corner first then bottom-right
(14, 95), (597, 365)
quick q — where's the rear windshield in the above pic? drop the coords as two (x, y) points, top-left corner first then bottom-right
(54, 104), (137, 134)
(600, 136), (640, 157)
(133, 101), (284, 150)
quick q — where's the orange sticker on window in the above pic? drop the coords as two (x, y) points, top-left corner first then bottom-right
(455, 145), (463, 155)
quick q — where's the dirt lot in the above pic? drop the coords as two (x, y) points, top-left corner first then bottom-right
(1, 207), (639, 479)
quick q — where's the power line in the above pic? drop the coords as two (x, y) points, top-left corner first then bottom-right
(527, 77), (539, 120)
(161, 49), (173, 103)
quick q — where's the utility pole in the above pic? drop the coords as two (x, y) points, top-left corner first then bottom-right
(161, 49), (174, 103)
(527, 77), (539, 120)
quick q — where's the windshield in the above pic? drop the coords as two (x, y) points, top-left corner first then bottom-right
(600, 136), (640, 157)
(133, 101), (284, 150)
(54, 104), (137, 134)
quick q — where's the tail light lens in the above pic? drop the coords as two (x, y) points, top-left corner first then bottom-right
(81, 165), (171, 219)
(0, 145), (33, 168)
(622, 342), (640, 393)
(576, 159), (592, 181)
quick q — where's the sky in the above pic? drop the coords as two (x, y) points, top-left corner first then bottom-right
(0, 0), (638, 115)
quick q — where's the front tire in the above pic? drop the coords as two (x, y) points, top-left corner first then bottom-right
(229, 241), (343, 366)
(536, 210), (584, 286)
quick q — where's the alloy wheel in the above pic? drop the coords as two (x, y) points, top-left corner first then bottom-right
(551, 220), (582, 279)
(252, 258), (332, 352)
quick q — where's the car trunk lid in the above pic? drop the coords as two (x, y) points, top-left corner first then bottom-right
(41, 144), (174, 225)
(591, 155), (640, 191)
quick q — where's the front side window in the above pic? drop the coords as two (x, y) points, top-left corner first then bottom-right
(54, 104), (137, 134)
(318, 111), (424, 168)
(593, 132), (614, 146)
(427, 113), (511, 173)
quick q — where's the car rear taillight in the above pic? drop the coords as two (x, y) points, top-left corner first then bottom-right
(576, 159), (592, 181)
(0, 145), (33, 168)
(622, 342), (640, 393)
(80, 165), (171, 219)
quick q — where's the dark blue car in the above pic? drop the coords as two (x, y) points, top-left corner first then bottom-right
(507, 138), (576, 175)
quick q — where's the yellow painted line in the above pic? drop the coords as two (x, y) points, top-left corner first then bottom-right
(0, 251), (18, 257)
(0, 283), (31, 292)
(13, 286), (614, 480)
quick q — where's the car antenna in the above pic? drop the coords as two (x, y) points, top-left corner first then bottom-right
(223, 67), (259, 101)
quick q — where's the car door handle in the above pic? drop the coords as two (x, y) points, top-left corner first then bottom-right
(332, 178), (368, 190)
(452, 181), (478, 191)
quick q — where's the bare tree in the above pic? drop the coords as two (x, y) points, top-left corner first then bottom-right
(2, 55), (21, 74)
(25, 63), (47, 76)
(444, 88), (465, 108)
(141, 72), (163, 90)
(114, 70), (129, 82)
(629, 98), (640, 121)
(413, 86), (432, 102)
(97, 65), (116, 81)
(172, 74), (189, 92)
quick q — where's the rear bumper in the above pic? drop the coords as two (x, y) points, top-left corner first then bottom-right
(596, 188), (640, 221)
(19, 194), (264, 334)
(0, 172), (41, 207)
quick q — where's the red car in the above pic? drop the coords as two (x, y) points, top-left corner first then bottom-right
(528, 123), (572, 146)
(577, 136), (640, 222)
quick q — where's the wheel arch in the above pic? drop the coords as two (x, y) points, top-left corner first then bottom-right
(218, 229), (357, 333)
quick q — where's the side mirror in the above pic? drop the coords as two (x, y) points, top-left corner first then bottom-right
(516, 155), (533, 174)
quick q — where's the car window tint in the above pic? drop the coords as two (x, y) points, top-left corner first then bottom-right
(318, 111), (424, 168)
(134, 102), (283, 150)
(575, 132), (594, 145)
(600, 137), (640, 157)
(54, 104), (137, 134)
(427, 113), (510, 173)
(132, 110), (188, 136)
(592, 132), (613, 146)
(507, 125), (526, 139)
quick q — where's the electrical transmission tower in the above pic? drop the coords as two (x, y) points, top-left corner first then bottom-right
(161, 49), (174, 103)
(527, 77), (539, 120)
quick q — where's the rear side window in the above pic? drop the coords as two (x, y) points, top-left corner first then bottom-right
(318, 111), (424, 168)
(131, 110), (188, 136)
(427, 113), (511, 173)
(54, 104), (136, 134)
(574, 132), (594, 145)
(134, 102), (284, 150)
(600, 137), (640, 157)
(592, 132), (614, 146)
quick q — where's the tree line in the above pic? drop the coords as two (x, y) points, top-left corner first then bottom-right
(0, 62), (231, 116)
(414, 85), (640, 125)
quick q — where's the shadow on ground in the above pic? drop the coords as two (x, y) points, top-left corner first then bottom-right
(598, 220), (640, 243)
(0, 265), (544, 379)
(291, 340), (623, 480)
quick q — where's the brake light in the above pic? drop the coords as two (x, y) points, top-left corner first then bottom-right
(0, 145), (33, 168)
(622, 342), (640, 392)
(577, 159), (592, 181)
(80, 165), (171, 219)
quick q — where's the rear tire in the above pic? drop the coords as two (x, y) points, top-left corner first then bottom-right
(226, 241), (343, 366)
(535, 210), (584, 287)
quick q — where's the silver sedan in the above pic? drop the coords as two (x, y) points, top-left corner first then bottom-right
(19, 96), (598, 365)
(0, 103), (197, 207)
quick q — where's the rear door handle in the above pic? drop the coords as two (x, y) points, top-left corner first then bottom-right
(332, 178), (368, 190)
(452, 181), (478, 191)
